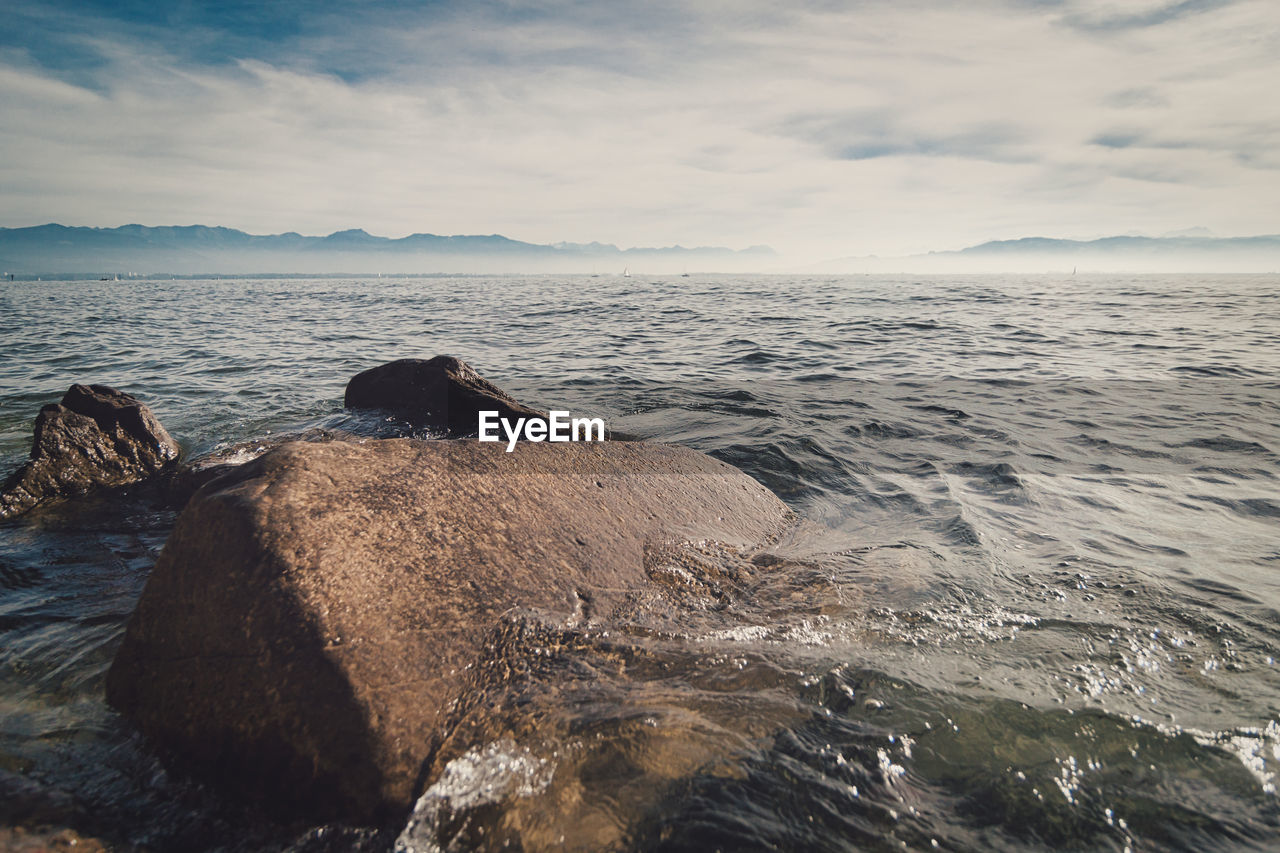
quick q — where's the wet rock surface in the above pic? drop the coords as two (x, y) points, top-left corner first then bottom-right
(105, 437), (794, 822)
(0, 384), (179, 520)
(343, 356), (546, 435)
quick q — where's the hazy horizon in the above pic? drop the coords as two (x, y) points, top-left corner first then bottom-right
(5, 221), (1280, 275)
(3, 1), (1279, 264)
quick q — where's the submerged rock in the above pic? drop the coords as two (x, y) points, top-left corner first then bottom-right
(105, 438), (792, 822)
(0, 384), (179, 520)
(344, 356), (545, 435)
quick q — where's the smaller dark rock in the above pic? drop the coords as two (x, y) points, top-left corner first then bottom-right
(344, 356), (545, 436)
(0, 384), (180, 520)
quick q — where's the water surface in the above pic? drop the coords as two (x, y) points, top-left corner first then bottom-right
(1, 274), (1278, 850)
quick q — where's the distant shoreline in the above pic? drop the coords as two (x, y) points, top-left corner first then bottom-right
(4, 270), (1280, 281)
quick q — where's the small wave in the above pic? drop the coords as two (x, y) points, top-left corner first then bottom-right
(1090, 328), (1157, 337)
(1180, 575), (1262, 605)
(949, 460), (1024, 491)
(908, 404), (970, 420)
(796, 338), (839, 350)
(1066, 434), (1173, 460)
(940, 514), (983, 547)
(729, 350), (780, 365)
(1186, 494), (1280, 519)
(1178, 436), (1272, 455)
(1169, 364), (1257, 377)
(0, 561), (42, 590)
(845, 421), (921, 440)
(688, 399), (779, 418)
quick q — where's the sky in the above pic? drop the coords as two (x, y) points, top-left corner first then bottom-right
(1, 0), (1278, 262)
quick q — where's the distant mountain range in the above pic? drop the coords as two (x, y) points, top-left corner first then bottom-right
(3, 224), (1279, 276)
(820, 234), (1280, 273)
(0, 224), (775, 275)
(950, 234), (1280, 258)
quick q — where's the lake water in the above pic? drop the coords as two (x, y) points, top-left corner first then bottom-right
(2, 274), (1279, 850)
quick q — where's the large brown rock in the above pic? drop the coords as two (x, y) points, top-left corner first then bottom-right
(0, 384), (179, 519)
(344, 356), (545, 435)
(105, 438), (791, 822)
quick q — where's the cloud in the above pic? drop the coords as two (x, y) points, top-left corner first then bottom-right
(1090, 133), (1143, 149)
(780, 110), (1034, 163)
(1060, 0), (1238, 32)
(1102, 88), (1170, 109)
(0, 0), (1278, 260)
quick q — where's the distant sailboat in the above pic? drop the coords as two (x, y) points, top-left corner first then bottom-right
(622, 267), (630, 277)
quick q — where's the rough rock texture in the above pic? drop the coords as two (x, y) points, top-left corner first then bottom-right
(106, 438), (791, 822)
(0, 827), (110, 853)
(0, 384), (179, 519)
(344, 356), (545, 435)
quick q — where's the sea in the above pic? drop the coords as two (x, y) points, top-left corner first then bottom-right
(1, 273), (1278, 851)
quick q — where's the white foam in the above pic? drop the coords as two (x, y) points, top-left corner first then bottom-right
(1132, 716), (1280, 797)
(394, 739), (553, 853)
(698, 625), (770, 643)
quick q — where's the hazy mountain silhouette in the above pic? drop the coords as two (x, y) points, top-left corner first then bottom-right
(951, 234), (1280, 256)
(818, 233), (1280, 273)
(0, 224), (777, 275)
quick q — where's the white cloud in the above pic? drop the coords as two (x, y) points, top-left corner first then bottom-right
(0, 0), (1278, 262)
